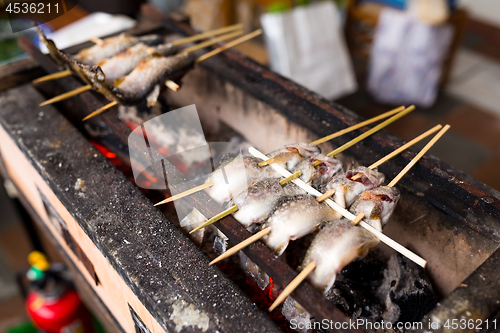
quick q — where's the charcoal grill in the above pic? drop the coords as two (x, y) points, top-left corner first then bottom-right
(0, 10), (500, 333)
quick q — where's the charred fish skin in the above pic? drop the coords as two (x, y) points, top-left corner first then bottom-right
(98, 43), (179, 84)
(263, 195), (341, 256)
(204, 155), (281, 205)
(302, 218), (379, 294)
(98, 43), (155, 83)
(292, 154), (342, 189)
(75, 33), (163, 66)
(267, 143), (320, 170)
(229, 179), (305, 228)
(323, 166), (385, 209)
(349, 186), (400, 231)
(113, 53), (195, 105)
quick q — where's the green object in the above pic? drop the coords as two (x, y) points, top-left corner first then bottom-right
(26, 267), (45, 281)
(267, 2), (291, 13)
(5, 321), (38, 333)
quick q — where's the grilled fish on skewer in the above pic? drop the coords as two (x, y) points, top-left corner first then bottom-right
(112, 53), (194, 105)
(230, 180), (306, 229)
(322, 166), (385, 209)
(292, 154), (342, 189)
(349, 186), (400, 231)
(302, 186), (400, 294)
(264, 143), (320, 169)
(263, 195), (341, 256)
(74, 33), (163, 65)
(203, 155), (281, 205)
(98, 43), (177, 83)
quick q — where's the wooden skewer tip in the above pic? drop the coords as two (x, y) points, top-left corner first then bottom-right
(189, 205), (239, 234)
(316, 188), (336, 202)
(350, 124), (444, 181)
(165, 80), (180, 91)
(154, 182), (213, 206)
(33, 70), (73, 84)
(82, 100), (118, 121)
(268, 261), (317, 312)
(209, 227), (271, 265)
(387, 124), (450, 188)
(40, 84), (92, 106)
(310, 105), (406, 146)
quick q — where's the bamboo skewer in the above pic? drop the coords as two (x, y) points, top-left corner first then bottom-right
(170, 23), (243, 46)
(39, 84), (92, 106)
(309, 106), (405, 146)
(154, 182), (213, 206)
(82, 101), (118, 121)
(183, 30), (243, 54)
(33, 70), (73, 83)
(266, 127), (450, 311)
(387, 125), (450, 188)
(195, 29), (263, 64)
(210, 227), (271, 265)
(269, 261), (317, 312)
(258, 106), (405, 167)
(350, 124), (442, 181)
(261, 106), (415, 183)
(90, 37), (103, 45)
(192, 205), (239, 234)
(165, 80), (180, 91)
(313, 105), (416, 166)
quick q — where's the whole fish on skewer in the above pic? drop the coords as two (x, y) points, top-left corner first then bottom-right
(262, 194), (341, 256)
(282, 186), (400, 324)
(182, 154), (342, 247)
(322, 166), (385, 209)
(264, 143), (320, 170)
(301, 186), (400, 294)
(74, 33), (164, 66)
(292, 154), (342, 189)
(97, 43), (178, 84)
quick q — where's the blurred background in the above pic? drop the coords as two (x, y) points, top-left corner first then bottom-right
(0, 0), (499, 331)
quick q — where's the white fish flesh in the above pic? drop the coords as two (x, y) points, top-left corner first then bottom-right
(323, 166), (385, 209)
(263, 195), (341, 255)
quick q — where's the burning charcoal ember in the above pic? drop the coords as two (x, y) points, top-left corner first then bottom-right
(322, 166), (385, 210)
(74, 33), (163, 65)
(377, 253), (437, 324)
(349, 186), (400, 231)
(266, 143), (321, 170)
(292, 154), (342, 189)
(263, 195), (341, 256)
(204, 155), (281, 205)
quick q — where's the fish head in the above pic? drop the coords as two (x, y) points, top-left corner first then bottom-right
(350, 186), (400, 230)
(345, 166), (385, 188)
(284, 143), (321, 159)
(310, 155), (343, 187)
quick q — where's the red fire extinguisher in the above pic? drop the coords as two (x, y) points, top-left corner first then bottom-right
(23, 251), (95, 333)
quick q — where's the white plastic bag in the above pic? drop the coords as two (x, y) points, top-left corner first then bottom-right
(368, 8), (453, 107)
(261, 2), (357, 99)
